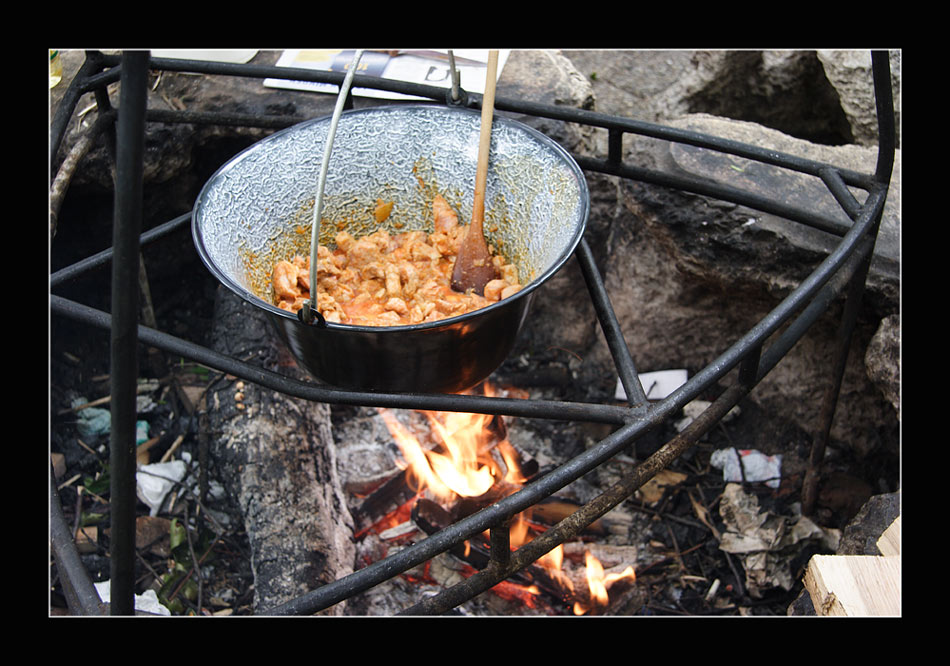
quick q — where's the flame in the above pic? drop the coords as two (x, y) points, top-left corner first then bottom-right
(376, 384), (636, 614)
(377, 384), (523, 504)
(497, 439), (530, 484)
(379, 409), (455, 501)
(509, 511), (573, 595)
(379, 407), (501, 503)
(424, 410), (497, 499)
(573, 551), (636, 615)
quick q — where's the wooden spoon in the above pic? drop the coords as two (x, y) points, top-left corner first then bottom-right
(451, 50), (500, 295)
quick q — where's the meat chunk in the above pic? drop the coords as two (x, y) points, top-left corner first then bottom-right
(432, 194), (458, 233)
(272, 193), (522, 326)
(273, 260), (301, 301)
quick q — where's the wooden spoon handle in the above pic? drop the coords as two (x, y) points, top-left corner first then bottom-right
(471, 50), (499, 234)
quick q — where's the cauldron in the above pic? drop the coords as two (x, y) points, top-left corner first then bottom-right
(193, 104), (588, 393)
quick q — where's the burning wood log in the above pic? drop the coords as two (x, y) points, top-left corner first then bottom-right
(566, 551), (638, 616)
(410, 498), (571, 606)
(348, 396), (648, 614)
(206, 286), (356, 614)
(529, 498), (608, 536)
(354, 469), (415, 531)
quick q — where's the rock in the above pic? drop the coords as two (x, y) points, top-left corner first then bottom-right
(622, 112), (899, 307)
(556, 51), (899, 460)
(836, 491), (901, 556)
(817, 50), (901, 147)
(591, 114), (900, 457)
(530, 52), (900, 461)
(565, 49), (900, 150)
(865, 314), (901, 420)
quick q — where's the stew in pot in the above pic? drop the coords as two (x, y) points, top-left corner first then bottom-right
(272, 195), (523, 326)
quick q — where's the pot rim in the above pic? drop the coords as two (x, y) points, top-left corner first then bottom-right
(192, 103), (589, 334)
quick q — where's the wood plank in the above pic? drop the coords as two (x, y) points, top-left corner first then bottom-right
(804, 555), (900, 616)
(803, 516), (901, 616)
(876, 515), (901, 557)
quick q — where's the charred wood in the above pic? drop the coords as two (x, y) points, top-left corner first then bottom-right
(207, 286), (355, 614)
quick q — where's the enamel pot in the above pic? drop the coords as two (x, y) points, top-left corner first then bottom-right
(193, 104), (588, 393)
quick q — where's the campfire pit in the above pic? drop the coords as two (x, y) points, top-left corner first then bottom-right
(49, 50), (898, 617)
(338, 383), (641, 615)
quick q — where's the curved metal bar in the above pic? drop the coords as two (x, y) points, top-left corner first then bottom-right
(50, 212), (191, 289)
(50, 467), (107, 615)
(304, 49), (364, 324)
(575, 239), (647, 408)
(49, 293), (635, 426)
(871, 51), (897, 185)
(88, 49), (884, 189)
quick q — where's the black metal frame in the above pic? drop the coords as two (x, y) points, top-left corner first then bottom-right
(49, 50), (896, 616)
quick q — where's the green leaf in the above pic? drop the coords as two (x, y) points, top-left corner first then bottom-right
(83, 469), (110, 496)
(169, 518), (186, 551)
(79, 511), (107, 527)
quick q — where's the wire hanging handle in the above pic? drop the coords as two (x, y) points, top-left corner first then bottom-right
(444, 50), (469, 107)
(299, 49), (364, 326)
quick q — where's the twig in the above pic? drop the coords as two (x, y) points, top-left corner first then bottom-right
(168, 533), (221, 613)
(75, 438), (99, 457)
(58, 395), (111, 415)
(80, 485), (109, 506)
(135, 550), (165, 586)
(665, 522), (686, 575)
(636, 541), (706, 576)
(183, 505), (204, 614)
(50, 125), (100, 240)
(545, 346), (583, 363)
(57, 473), (81, 491)
(723, 551), (746, 599)
(626, 498), (709, 532)
(733, 447), (748, 485)
(686, 489), (721, 541)
(73, 486), (83, 544)
(159, 434), (186, 464)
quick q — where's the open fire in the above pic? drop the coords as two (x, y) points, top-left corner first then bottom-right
(356, 382), (636, 615)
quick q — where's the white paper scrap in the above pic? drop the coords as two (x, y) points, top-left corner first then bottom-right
(263, 49), (509, 100)
(710, 447), (783, 489)
(94, 581), (171, 616)
(136, 460), (187, 517)
(150, 50), (258, 64)
(615, 369), (688, 401)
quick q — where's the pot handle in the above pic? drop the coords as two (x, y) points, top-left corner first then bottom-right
(302, 49), (364, 327)
(297, 302), (326, 327)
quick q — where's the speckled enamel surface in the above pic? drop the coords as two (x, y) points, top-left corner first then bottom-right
(193, 104), (589, 319)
